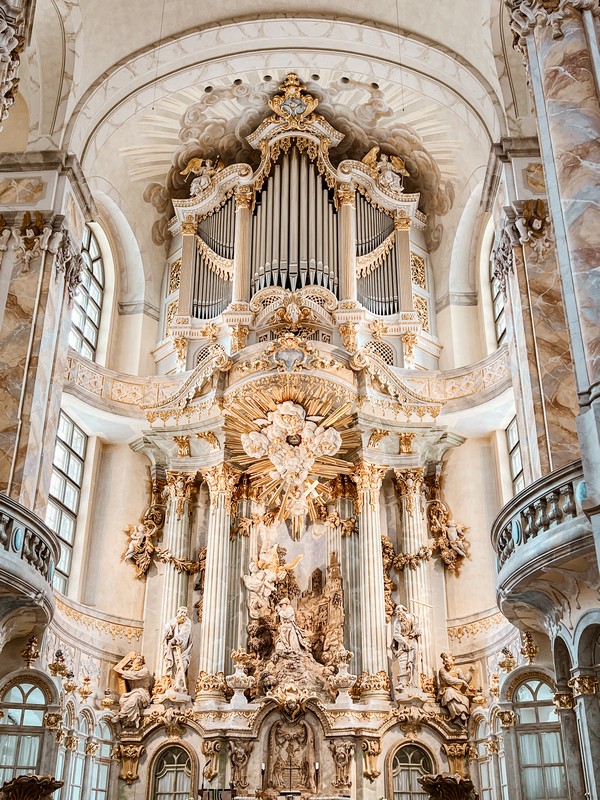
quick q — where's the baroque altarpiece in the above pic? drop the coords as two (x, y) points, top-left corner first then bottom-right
(94, 75), (509, 797)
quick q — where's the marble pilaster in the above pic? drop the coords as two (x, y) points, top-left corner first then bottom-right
(505, 220), (579, 478)
(0, 216), (80, 511)
(352, 462), (388, 681)
(154, 470), (197, 673)
(394, 468), (435, 679)
(337, 185), (357, 304)
(198, 462), (241, 679)
(232, 191), (252, 305)
(394, 217), (414, 312)
(568, 672), (600, 800)
(553, 694), (587, 800)
(177, 216), (196, 316)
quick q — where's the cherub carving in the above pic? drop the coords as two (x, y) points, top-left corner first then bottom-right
(180, 156), (224, 196)
(362, 146), (409, 192)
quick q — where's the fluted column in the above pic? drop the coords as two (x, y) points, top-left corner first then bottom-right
(198, 463), (241, 679)
(232, 189), (252, 304)
(177, 215), (196, 316)
(155, 471), (197, 669)
(553, 690), (587, 800)
(568, 672), (600, 800)
(394, 468), (434, 678)
(352, 462), (388, 682)
(394, 216), (414, 312)
(337, 184), (357, 304)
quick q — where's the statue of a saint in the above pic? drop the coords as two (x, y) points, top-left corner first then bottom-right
(437, 651), (474, 723)
(113, 653), (151, 728)
(162, 606), (192, 694)
(274, 598), (312, 655)
(391, 604), (421, 689)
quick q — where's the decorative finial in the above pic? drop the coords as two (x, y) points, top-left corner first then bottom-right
(268, 74), (319, 123)
(20, 635), (39, 668)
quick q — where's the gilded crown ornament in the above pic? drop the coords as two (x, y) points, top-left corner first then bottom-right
(268, 74), (319, 125)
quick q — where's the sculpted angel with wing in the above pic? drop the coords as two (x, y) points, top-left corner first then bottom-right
(362, 146), (409, 193)
(180, 156), (224, 196)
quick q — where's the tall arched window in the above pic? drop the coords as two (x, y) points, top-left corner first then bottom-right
(69, 225), (104, 361)
(90, 720), (113, 799)
(152, 746), (192, 800)
(67, 714), (89, 800)
(493, 714), (509, 800)
(473, 718), (493, 800)
(391, 744), (432, 800)
(514, 679), (568, 800)
(0, 681), (47, 783)
(490, 251), (507, 346)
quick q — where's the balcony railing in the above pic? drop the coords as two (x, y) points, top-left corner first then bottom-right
(0, 493), (60, 586)
(491, 460), (586, 571)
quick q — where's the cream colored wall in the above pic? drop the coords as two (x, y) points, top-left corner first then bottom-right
(443, 435), (503, 622)
(80, 442), (149, 621)
(436, 304), (485, 370)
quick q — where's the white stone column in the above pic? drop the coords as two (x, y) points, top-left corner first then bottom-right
(352, 462), (389, 690)
(197, 463), (241, 685)
(394, 216), (414, 312)
(568, 673), (600, 800)
(394, 468), (435, 679)
(232, 190), (252, 304)
(155, 470), (197, 671)
(177, 216), (197, 316)
(337, 184), (357, 304)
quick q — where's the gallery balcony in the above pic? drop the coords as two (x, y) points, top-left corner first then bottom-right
(491, 460), (594, 629)
(0, 493), (60, 651)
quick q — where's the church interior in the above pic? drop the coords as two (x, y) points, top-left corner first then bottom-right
(0, 1), (599, 799)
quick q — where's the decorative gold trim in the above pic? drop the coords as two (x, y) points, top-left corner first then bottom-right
(54, 596), (143, 641)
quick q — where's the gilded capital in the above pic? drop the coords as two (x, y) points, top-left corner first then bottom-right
(568, 674), (598, 696)
(394, 467), (424, 514)
(553, 691), (575, 709)
(352, 461), (387, 510)
(181, 215), (197, 235)
(336, 182), (355, 207)
(202, 463), (242, 507)
(395, 214), (411, 231)
(497, 709), (516, 727)
(166, 471), (197, 519)
(235, 188), (253, 209)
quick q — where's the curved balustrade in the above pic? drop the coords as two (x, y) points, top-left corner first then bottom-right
(0, 493), (59, 584)
(492, 460), (586, 571)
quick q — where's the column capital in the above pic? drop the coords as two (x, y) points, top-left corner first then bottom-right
(507, 0), (598, 55)
(234, 187), (254, 209)
(180, 214), (197, 235)
(335, 182), (355, 207)
(394, 467), (425, 513)
(394, 214), (411, 231)
(553, 690), (575, 709)
(202, 462), (242, 507)
(568, 674), (598, 696)
(352, 461), (387, 509)
(166, 470), (197, 519)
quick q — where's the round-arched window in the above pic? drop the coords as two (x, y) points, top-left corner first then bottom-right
(513, 679), (568, 800)
(69, 225), (104, 360)
(152, 746), (192, 800)
(391, 744), (432, 800)
(0, 680), (48, 784)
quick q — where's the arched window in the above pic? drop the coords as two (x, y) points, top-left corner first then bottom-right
(493, 714), (509, 800)
(90, 720), (113, 799)
(514, 679), (568, 800)
(490, 250), (506, 346)
(391, 744), (432, 800)
(151, 746), (192, 800)
(67, 714), (89, 800)
(69, 225), (104, 361)
(0, 681), (47, 783)
(473, 718), (493, 800)
(45, 410), (88, 593)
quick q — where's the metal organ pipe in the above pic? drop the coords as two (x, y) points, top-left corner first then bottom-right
(272, 162), (281, 286)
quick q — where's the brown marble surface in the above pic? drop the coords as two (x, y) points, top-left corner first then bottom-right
(536, 11), (600, 393)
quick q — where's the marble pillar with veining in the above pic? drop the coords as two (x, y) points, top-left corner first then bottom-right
(0, 215), (77, 511)
(508, 228), (579, 477)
